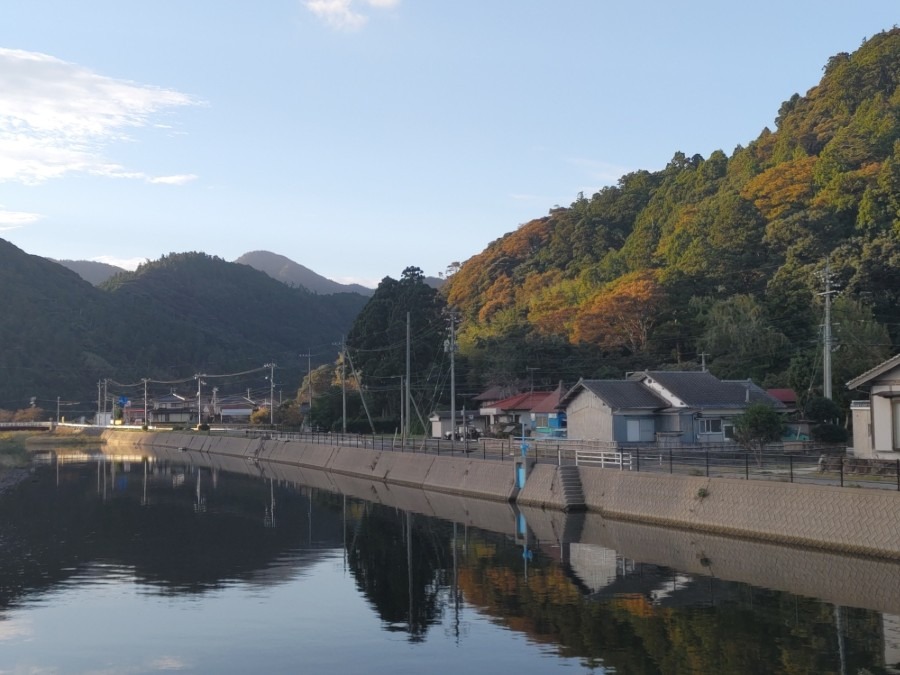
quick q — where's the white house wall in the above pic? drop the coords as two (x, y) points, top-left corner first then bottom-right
(851, 403), (874, 457)
(567, 390), (614, 441)
(871, 384), (900, 451)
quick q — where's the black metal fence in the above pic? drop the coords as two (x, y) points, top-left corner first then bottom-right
(237, 429), (900, 492)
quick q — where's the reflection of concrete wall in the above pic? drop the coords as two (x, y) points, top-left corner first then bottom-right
(885, 614), (900, 673)
(103, 430), (900, 560)
(100, 436), (900, 615)
(581, 517), (900, 615)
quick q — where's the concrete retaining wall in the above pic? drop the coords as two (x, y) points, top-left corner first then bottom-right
(578, 467), (900, 559)
(102, 430), (900, 558)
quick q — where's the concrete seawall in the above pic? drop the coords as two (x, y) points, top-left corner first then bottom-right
(101, 430), (900, 559)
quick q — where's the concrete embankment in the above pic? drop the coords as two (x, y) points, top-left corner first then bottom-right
(101, 430), (900, 559)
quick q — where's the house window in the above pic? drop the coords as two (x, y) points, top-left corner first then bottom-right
(699, 418), (722, 434)
(626, 418), (655, 442)
(723, 422), (735, 440)
(534, 414), (549, 427)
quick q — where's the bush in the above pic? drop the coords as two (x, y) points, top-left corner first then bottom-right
(811, 422), (848, 443)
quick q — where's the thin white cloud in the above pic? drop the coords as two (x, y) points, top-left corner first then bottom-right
(148, 174), (198, 185)
(304, 0), (398, 30)
(0, 48), (200, 186)
(566, 157), (631, 186)
(0, 206), (42, 229)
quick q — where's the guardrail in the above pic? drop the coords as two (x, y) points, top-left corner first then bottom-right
(0, 421), (53, 429)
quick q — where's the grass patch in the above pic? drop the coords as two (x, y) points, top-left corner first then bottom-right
(0, 432), (33, 468)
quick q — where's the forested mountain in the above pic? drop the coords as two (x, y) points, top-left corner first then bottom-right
(0, 242), (367, 413)
(235, 250), (375, 296)
(443, 28), (900, 406)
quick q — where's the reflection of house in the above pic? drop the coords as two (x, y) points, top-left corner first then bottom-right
(847, 353), (900, 458)
(561, 370), (783, 445)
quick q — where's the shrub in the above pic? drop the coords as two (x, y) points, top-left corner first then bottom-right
(811, 422), (848, 443)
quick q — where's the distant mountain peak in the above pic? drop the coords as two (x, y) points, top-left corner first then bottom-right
(234, 250), (374, 296)
(55, 259), (125, 286)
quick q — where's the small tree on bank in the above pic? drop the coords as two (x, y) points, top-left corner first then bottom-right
(733, 403), (784, 466)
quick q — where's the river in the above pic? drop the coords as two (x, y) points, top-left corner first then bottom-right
(0, 450), (897, 674)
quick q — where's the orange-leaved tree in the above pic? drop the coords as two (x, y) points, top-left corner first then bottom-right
(573, 270), (664, 353)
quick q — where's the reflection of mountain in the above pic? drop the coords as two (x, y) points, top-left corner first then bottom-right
(0, 454), (892, 673)
(0, 459), (344, 608)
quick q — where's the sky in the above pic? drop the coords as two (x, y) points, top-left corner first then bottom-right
(0, 2), (897, 288)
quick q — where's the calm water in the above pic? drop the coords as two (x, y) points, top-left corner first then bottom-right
(0, 450), (898, 674)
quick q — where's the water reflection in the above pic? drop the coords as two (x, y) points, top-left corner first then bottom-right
(0, 448), (898, 674)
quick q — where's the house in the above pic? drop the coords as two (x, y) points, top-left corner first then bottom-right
(767, 388), (799, 415)
(847, 353), (900, 458)
(152, 392), (194, 424)
(428, 409), (482, 439)
(472, 384), (519, 408)
(217, 394), (256, 423)
(560, 370), (784, 445)
(479, 390), (556, 435)
(529, 382), (567, 437)
(123, 401), (149, 425)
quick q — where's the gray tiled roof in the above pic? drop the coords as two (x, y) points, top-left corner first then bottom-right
(846, 352), (900, 389)
(578, 380), (669, 410)
(639, 371), (784, 409)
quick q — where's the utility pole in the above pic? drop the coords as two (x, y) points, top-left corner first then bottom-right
(142, 378), (149, 428)
(406, 312), (411, 441)
(97, 380), (102, 424)
(195, 374), (206, 425)
(299, 351), (313, 429)
(527, 366), (538, 395)
(334, 338), (347, 433)
(341, 339), (347, 433)
(699, 352), (708, 372)
(818, 260), (838, 400)
(444, 310), (459, 439)
(264, 363), (276, 425)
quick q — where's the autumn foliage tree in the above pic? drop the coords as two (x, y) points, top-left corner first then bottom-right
(573, 271), (665, 353)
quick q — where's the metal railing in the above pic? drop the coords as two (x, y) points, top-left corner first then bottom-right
(225, 428), (900, 491)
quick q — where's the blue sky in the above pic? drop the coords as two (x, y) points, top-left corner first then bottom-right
(0, 2), (897, 287)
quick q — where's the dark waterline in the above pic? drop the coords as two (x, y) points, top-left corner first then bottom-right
(0, 452), (897, 674)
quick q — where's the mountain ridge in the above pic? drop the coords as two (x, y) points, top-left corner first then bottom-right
(0, 242), (367, 411)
